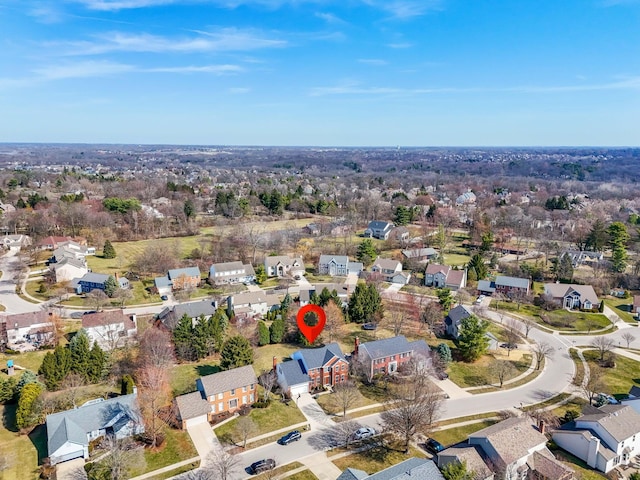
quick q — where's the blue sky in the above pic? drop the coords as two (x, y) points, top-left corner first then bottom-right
(1, 0), (639, 146)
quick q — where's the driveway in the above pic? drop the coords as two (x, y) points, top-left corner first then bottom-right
(55, 458), (87, 480)
(186, 422), (222, 466)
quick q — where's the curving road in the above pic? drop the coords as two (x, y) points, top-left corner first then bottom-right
(0, 251), (46, 314)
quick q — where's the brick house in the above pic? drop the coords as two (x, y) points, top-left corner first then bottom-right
(168, 267), (202, 290)
(276, 343), (349, 397)
(174, 365), (258, 429)
(354, 335), (431, 381)
(634, 295), (640, 318)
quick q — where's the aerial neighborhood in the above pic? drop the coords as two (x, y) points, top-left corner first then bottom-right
(1, 146), (640, 480)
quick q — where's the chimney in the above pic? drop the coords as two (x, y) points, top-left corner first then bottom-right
(538, 419), (545, 435)
(131, 313), (137, 327)
(272, 356), (277, 371)
(587, 435), (600, 468)
(354, 337), (360, 356)
(115, 272), (119, 281)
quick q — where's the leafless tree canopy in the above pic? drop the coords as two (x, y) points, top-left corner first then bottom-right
(622, 332), (636, 349)
(234, 416), (258, 448)
(494, 361), (516, 388)
(531, 341), (554, 370)
(331, 381), (360, 418)
(258, 370), (278, 402)
(591, 337), (616, 362)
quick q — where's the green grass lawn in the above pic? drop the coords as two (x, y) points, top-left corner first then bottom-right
(430, 420), (497, 447)
(447, 354), (531, 388)
(286, 470), (320, 480)
(332, 444), (425, 474)
(0, 351), (47, 376)
(214, 396), (306, 446)
(582, 350), (640, 398)
(128, 427), (198, 477)
(169, 361), (221, 397)
(316, 387), (376, 415)
(604, 297), (638, 324)
(442, 253), (471, 267)
(254, 462), (306, 480)
(0, 404), (45, 480)
(551, 449), (608, 480)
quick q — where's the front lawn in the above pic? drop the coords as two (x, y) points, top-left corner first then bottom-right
(316, 387), (376, 415)
(214, 396), (306, 445)
(0, 404), (43, 480)
(286, 471), (319, 480)
(169, 361), (221, 397)
(582, 350), (640, 398)
(447, 354), (531, 388)
(430, 420), (497, 447)
(128, 426), (198, 477)
(442, 253), (471, 267)
(604, 297), (638, 324)
(332, 443), (425, 474)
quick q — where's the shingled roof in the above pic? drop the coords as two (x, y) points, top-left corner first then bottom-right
(198, 365), (257, 398)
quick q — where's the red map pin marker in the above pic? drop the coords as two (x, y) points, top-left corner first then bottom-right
(296, 304), (326, 344)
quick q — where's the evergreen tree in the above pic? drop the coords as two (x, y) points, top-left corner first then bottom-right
(87, 342), (107, 383)
(192, 315), (209, 360)
(173, 314), (195, 360)
(121, 375), (135, 395)
(280, 293), (292, 314)
(586, 219), (608, 252)
(16, 370), (38, 396)
(480, 231), (494, 254)
(457, 315), (490, 362)
(555, 253), (574, 282)
(39, 351), (61, 390)
(437, 288), (454, 312)
(608, 221), (630, 273)
(220, 336), (254, 370)
(104, 275), (118, 298)
(102, 240), (116, 259)
(0, 376), (17, 403)
(269, 315), (286, 343)
(356, 239), (377, 267)
(69, 329), (91, 378)
(16, 382), (43, 429)
(442, 460), (474, 480)
(318, 287), (340, 307)
(183, 198), (196, 219)
(436, 343), (452, 364)
(257, 321), (270, 346)
(209, 309), (229, 352)
(394, 205), (411, 226)
(467, 254), (488, 281)
(255, 264), (267, 284)
(347, 283), (382, 324)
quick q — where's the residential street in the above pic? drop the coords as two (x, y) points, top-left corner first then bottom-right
(0, 251), (45, 314)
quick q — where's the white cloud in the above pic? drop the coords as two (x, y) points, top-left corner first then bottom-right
(71, 0), (176, 11)
(146, 64), (243, 74)
(33, 60), (135, 80)
(229, 87), (251, 93)
(358, 58), (387, 66)
(314, 11), (347, 24)
(52, 29), (287, 55)
(387, 42), (413, 49)
(361, 0), (444, 19)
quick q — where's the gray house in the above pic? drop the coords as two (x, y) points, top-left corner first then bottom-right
(337, 458), (444, 480)
(318, 255), (363, 277)
(46, 393), (144, 465)
(156, 299), (219, 330)
(208, 261), (255, 285)
(363, 221), (394, 240)
(445, 305), (473, 339)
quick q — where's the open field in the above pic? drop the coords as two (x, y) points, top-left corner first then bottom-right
(430, 420), (497, 447)
(582, 349), (640, 398)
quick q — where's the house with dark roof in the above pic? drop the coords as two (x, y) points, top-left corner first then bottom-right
(51, 257), (88, 283)
(439, 416), (573, 480)
(208, 261), (255, 285)
(174, 365), (258, 428)
(477, 276), (530, 297)
(318, 255), (363, 277)
(168, 267), (202, 290)
(276, 343), (348, 397)
(354, 335), (431, 381)
(552, 404), (640, 473)
(82, 311), (137, 350)
(46, 393), (144, 465)
(444, 305), (473, 339)
(264, 255), (305, 278)
(544, 283), (600, 310)
(337, 457), (444, 480)
(155, 299), (219, 331)
(401, 247), (437, 262)
(363, 220), (394, 240)
(424, 264), (467, 290)
(75, 272), (128, 294)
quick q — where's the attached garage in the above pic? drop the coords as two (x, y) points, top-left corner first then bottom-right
(276, 359), (311, 399)
(288, 382), (309, 398)
(174, 391), (212, 430)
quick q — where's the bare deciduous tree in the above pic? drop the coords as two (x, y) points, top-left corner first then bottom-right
(61, 373), (86, 409)
(331, 381), (360, 418)
(258, 370), (278, 402)
(522, 318), (535, 338)
(494, 361), (516, 388)
(136, 364), (171, 448)
(421, 300), (444, 336)
(85, 289), (109, 311)
(324, 300), (344, 342)
(581, 365), (606, 406)
(591, 337), (616, 363)
(380, 377), (443, 452)
(622, 332), (636, 349)
(234, 416), (258, 448)
(204, 449), (240, 480)
(138, 327), (175, 369)
(531, 341), (554, 370)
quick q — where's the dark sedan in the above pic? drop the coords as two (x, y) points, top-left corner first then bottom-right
(250, 459), (276, 474)
(278, 430), (302, 445)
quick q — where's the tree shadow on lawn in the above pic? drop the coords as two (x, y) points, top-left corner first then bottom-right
(2, 402), (18, 433)
(29, 424), (48, 465)
(196, 365), (221, 377)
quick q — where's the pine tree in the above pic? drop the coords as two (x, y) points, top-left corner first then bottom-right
(87, 342), (107, 383)
(192, 316), (209, 360)
(104, 275), (118, 298)
(69, 329), (91, 379)
(102, 239), (116, 259)
(347, 283), (381, 324)
(39, 352), (61, 390)
(0, 376), (17, 403)
(356, 239), (377, 267)
(269, 315), (286, 343)
(556, 253), (574, 282)
(257, 321), (270, 346)
(173, 314), (195, 360)
(121, 375), (135, 395)
(16, 370), (38, 396)
(457, 315), (490, 362)
(220, 336), (253, 370)
(16, 382), (43, 429)
(436, 343), (452, 364)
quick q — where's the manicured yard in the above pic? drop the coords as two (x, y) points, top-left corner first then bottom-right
(447, 354), (532, 388)
(604, 297), (638, 324)
(430, 420), (497, 447)
(286, 470), (319, 480)
(316, 387), (376, 415)
(0, 350), (47, 375)
(0, 404), (44, 480)
(214, 396), (306, 445)
(254, 462), (307, 479)
(332, 444), (425, 474)
(442, 253), (471, 267)
(169, 361), (221, 397)
(551, 449), (608, 480)
(128, 426), (198, 477)
(582, 350), (640, 398)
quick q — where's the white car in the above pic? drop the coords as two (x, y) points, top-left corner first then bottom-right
(352, 427), (376, 440)
(475, 295), (486, 304)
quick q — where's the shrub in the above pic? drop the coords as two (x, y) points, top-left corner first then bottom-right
(251, 400), (270, 409)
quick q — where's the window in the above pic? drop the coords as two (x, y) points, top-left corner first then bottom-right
(229, 399), (238, 409)
(341, 375), (345, 382)
(242, 396), (247, 404)
(218, 393), (223, 400)
(230, 389), (235, 395)
(242, 386), (247, 392)
(250, 393), (254, 403)
(218, 402), (223, 412)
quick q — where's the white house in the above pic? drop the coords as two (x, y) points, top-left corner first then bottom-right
(371, 257), (410, 285)
(544, 283), (600, 310)
(82, 311), (137, 350)
(0, 234), (31, 251)
(208, 261), (256, 285)
(363, 220), (394, 240)
(0, 311), (55, 349)
(51, 257), (88, 283)
(227, 291), (274, 318)
(553, 405), (640, 473)
(318, 255), (363, 277)
(264, 255), (305, 278)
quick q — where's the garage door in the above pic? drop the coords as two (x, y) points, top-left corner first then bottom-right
(184, 415), (209, 428)
(289, 383), (308, 397)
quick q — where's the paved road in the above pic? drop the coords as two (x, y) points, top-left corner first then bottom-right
(0, 251), (45, 314)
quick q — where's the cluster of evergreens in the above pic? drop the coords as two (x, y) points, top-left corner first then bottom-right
(172, 310), (229, 361)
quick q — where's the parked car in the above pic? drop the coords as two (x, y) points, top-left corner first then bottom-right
(475, 295), (486, 304)
(278, 430), (302, 445)
(436, 371), (449, 380)
(362, 322), (377, 330)
(425, 438), (445, 454)
(500, 343), (518, 350)
(250, 459), (276, 474)
(352, 427), (376, 440)
(160, 295), (168, 301)
(597, 393), (620, 405)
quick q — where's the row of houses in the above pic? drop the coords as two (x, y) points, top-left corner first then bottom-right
(174, 335), (430, 427)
